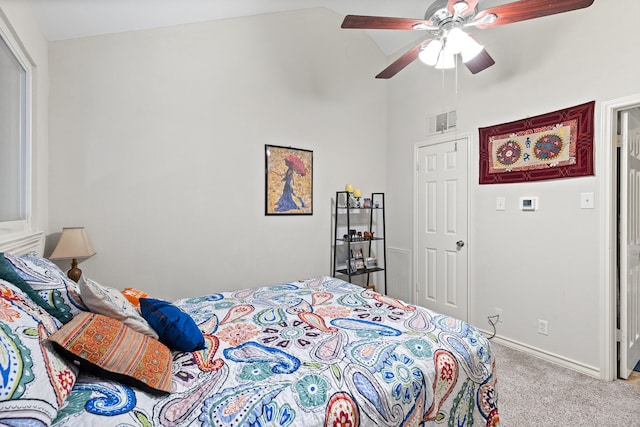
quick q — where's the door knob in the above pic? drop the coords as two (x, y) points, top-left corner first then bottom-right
(456, 240), (465, 249)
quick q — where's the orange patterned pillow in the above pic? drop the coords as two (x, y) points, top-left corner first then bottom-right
(121, 287), (150, 308)
(49, 312), (173, 394)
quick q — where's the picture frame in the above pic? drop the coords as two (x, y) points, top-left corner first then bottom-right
(348, 258), (358, 273)
(478, 101), (594, 184)
(363, 197), (371, 208)
(354, 258), (365, 270)
(351, 248), (363, 259)
(265, 145), (313, 215)
(365, 257), (378, 269)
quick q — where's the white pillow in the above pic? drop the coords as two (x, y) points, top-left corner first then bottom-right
(79, 277), (159, 339)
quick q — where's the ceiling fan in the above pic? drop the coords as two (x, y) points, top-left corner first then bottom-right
(341, 0), (595, 79)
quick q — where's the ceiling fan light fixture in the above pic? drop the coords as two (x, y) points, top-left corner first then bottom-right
(341, 0), (596, 79)
(434, 51), (456, 69)
(461, 35), (484, 62)
(444, 27), (467, 55)
(419, 39), (443, 66)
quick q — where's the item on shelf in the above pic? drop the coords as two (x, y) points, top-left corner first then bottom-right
(349, 259), (358, 273)
(351, 248), (364, 259)
(357, 231), (362, 240)
(363, 198), (371, 208)
(365, 257), (378, 269)
(363, 231), (374, 240)
(353, 189), (362, 208)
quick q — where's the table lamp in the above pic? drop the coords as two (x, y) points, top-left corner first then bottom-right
(50, 227), (96, 282)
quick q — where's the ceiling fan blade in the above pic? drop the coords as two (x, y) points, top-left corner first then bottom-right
(341, 15), (436, 31)
(464, 48), (495, 74)
(375, 40), (431, 79)
(473, 0), (594, 29)
(447, 0), (479, 15)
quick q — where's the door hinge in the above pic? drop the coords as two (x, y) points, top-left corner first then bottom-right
(616, 135), (623, 148)
(616, 329), (622, 342)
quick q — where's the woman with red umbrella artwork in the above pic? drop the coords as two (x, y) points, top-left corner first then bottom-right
(275, 155), (307, 212)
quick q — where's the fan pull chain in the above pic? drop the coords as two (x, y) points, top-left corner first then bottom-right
(454, 55), (457, 95)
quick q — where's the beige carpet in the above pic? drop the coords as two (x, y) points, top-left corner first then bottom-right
(492, 342), (640, 426)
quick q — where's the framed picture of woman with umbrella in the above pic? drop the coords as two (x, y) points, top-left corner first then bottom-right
(265, 145), (313, 215)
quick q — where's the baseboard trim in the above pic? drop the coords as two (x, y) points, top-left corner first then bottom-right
(482, 332), (602, 379)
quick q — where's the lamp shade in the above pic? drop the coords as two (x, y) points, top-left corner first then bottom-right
(50, 227), (96, 260)
(445, 27), (466, 55)
(419, 39), (443, 66)
(461, 35), (484, 63)
(434, 51), (456, 70)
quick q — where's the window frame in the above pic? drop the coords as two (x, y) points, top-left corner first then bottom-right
(0, 20), (33, 237)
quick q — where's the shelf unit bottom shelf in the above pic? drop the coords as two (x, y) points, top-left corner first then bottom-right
(336, 267), (384, 276)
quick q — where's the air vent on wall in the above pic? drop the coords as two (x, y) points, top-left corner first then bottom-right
(427, 110), (457, 135)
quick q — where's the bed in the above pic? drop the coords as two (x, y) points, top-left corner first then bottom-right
(0, 251), (500, 426)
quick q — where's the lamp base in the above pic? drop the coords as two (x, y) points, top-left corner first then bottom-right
(67, 258), (82, 282)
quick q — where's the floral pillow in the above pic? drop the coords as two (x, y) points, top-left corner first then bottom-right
(0, 278), (78, 426)
(0, 253), (72, 324)
(4, 252), (87, 317)
(79, 277), (159, 339)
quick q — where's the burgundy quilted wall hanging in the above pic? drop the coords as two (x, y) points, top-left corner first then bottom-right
(479, 101), (595, 184)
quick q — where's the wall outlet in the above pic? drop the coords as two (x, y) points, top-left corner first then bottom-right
(537, 319), (549, 335)
(495, 308), (504, 322)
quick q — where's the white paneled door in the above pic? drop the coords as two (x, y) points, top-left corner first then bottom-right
(416, 138), (468, 321)
(620, 109), (640, 379)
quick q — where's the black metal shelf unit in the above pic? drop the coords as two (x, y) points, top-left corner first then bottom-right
(332, 191), (386, 294)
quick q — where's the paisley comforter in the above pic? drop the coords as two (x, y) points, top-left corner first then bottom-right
(52, 276), (500, 426)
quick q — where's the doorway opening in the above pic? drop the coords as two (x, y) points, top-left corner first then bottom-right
(601, 95), (640, 381)
(615, 105), (640, 380)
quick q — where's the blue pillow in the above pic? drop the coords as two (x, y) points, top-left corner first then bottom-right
(139, 298), (205, 352)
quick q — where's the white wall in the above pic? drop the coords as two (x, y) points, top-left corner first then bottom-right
(386, 0), (640, 372)
(15, 0), (632, 375)
(0, 1), (49, 248)
(47, 8), (388, 300)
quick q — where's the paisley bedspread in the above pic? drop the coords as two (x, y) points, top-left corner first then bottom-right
(52, 276), (500, 426)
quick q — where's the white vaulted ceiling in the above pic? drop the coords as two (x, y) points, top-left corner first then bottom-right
(27, 0), (504, 56)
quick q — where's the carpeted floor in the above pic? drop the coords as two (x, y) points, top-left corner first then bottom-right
(492, 342), (640, 426)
